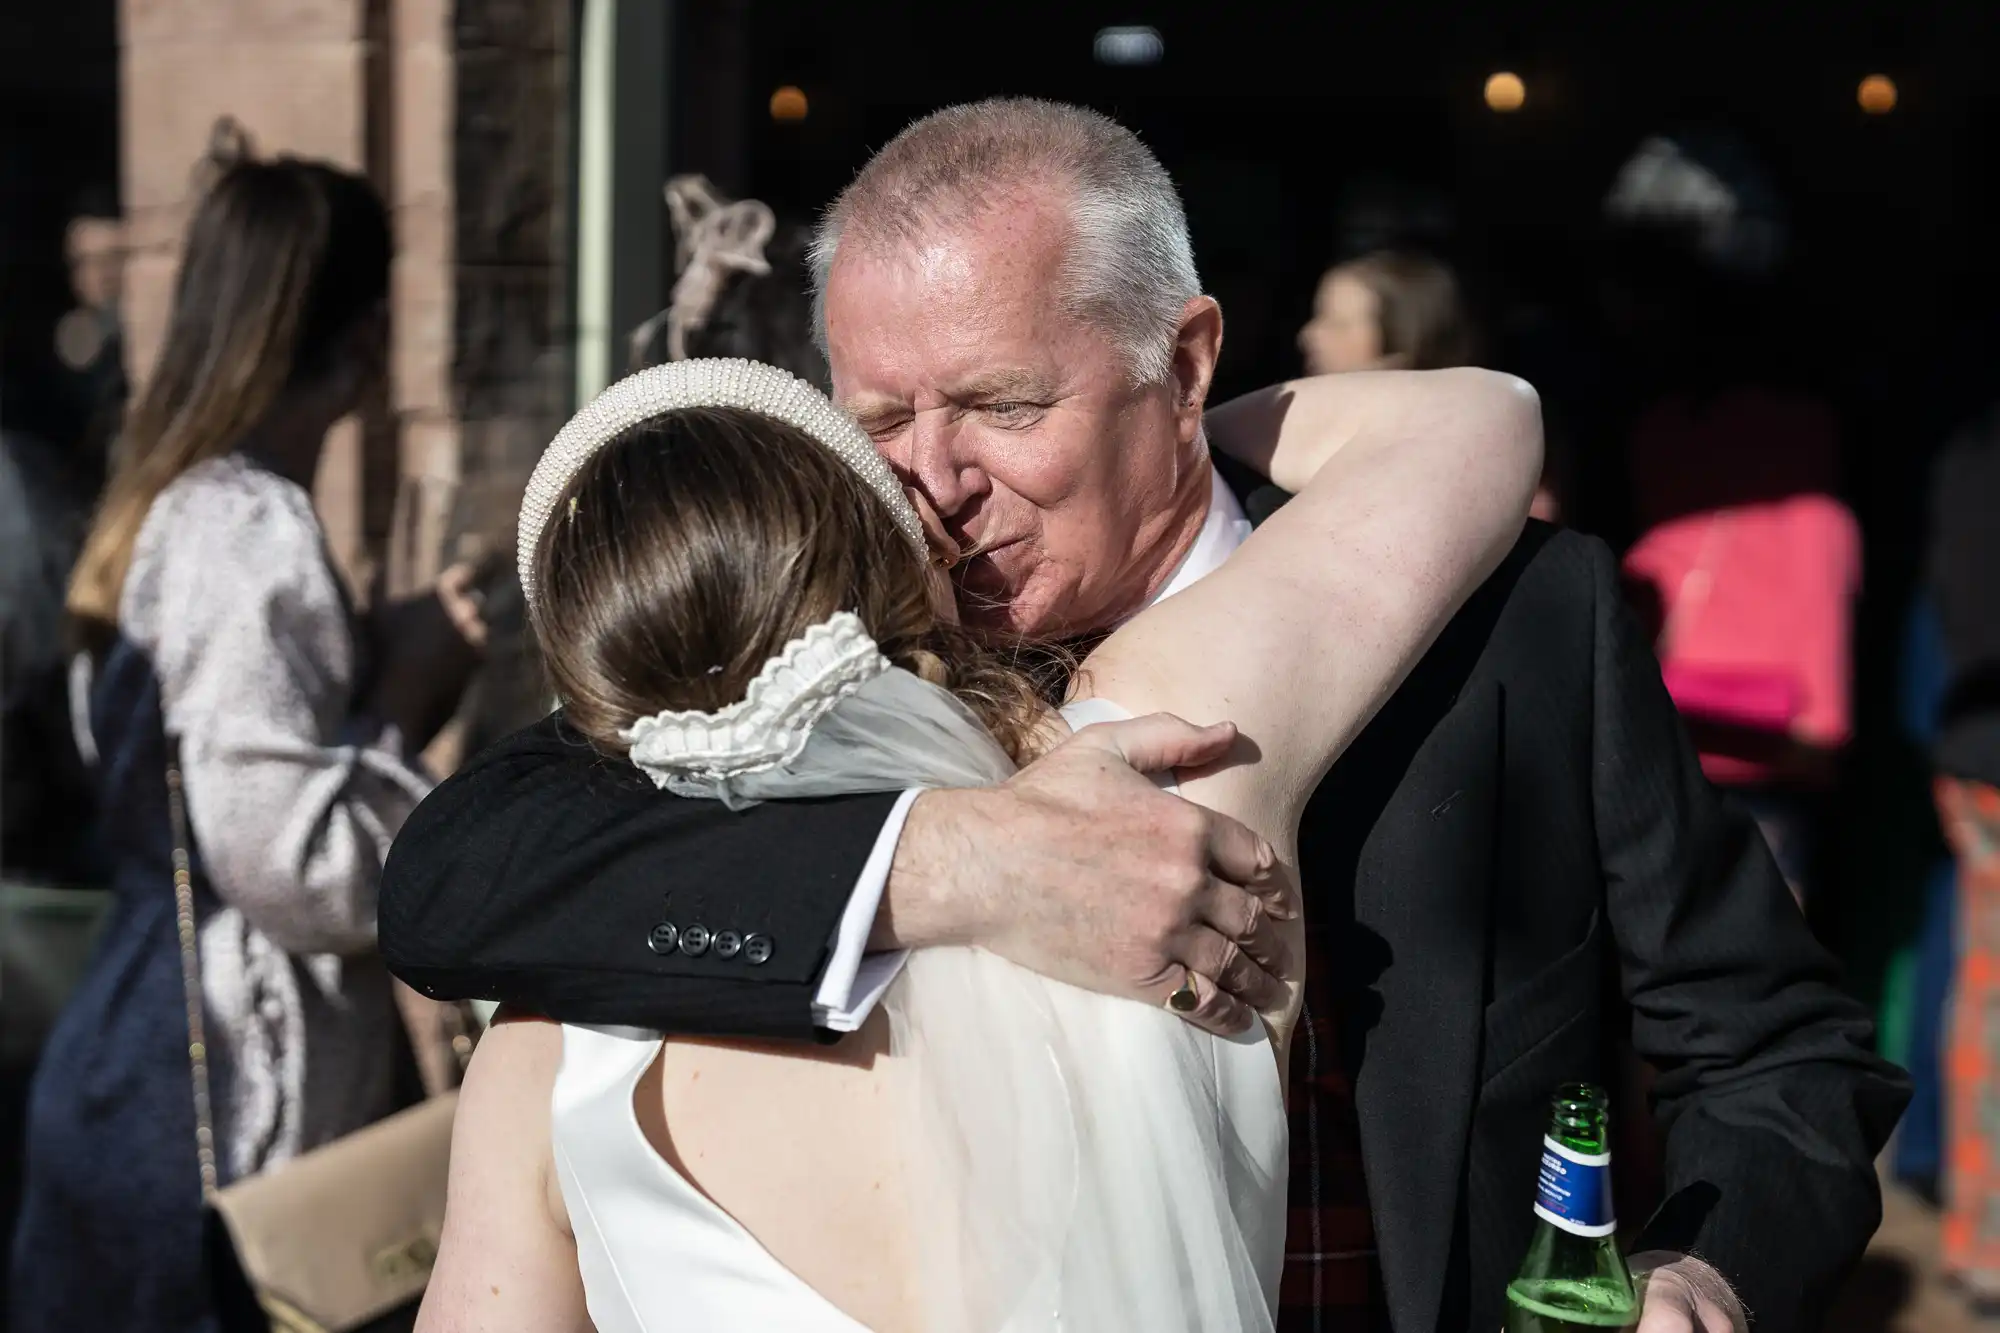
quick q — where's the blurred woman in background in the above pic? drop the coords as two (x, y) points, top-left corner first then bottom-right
(1296, 248), (1479, 375)
(1297, 248), (1561, 521)
(9, 156), (483, 1332)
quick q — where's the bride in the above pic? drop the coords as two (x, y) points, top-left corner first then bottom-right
(417, 357), (1540, 1331)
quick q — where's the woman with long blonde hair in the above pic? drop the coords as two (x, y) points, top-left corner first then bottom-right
(10, 155), (483, 1333)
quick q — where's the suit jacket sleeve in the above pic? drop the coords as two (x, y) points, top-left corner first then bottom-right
(378, 713), (901, 1039)
(1585, 538), (1909, 1332)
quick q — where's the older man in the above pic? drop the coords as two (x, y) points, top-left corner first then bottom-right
(382, 100), (1903, 1333)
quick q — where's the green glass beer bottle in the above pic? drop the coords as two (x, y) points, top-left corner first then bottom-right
(1502, 1083), (1638, 1332)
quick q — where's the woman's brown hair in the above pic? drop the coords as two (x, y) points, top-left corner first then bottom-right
(1336, 249), (1481, 370)
(66, 155), (390, 641)
(531, 406), (1055, 765)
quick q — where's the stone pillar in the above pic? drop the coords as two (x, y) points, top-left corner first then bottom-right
(385, 0), (458, 600)
(448, 0), (570, 542)
(448, 0), (573, 751)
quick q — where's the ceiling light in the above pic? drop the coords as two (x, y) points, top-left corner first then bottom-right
(769, 85), (808, 122)
(1484, 71), (1526, 113)
(1094, 25), (1163, 66)
(1857, 74), (1897, 115)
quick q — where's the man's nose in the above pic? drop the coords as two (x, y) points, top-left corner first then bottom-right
(905, 408), (978, 516)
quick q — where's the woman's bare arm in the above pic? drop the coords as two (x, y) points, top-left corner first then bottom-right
(1088, 368), (1540, 813)
(1203, 372), (1439, 494)
(1078, 369), (1542, 1041)
(416, 1015), (592, 1333)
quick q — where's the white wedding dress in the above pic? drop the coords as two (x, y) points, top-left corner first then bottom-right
(547, 623), (1287, 1332)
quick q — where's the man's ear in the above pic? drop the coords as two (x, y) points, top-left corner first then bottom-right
(1168, 296), (1223, 448)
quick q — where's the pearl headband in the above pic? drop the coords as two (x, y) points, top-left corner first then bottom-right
(516, 358), (925, 609)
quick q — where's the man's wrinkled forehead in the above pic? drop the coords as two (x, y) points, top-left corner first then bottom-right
(844, 172), (1060, 263)
(824, 207), (1075, 400)
(905, 233), (977, 287)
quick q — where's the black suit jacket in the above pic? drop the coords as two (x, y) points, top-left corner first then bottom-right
(381, 519), (1905, 1333)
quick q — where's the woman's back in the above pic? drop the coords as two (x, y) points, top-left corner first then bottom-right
(554, 985), (1285, 1331)
(554, 1020), (904, 1331)
(549, 695), (1289, 1332)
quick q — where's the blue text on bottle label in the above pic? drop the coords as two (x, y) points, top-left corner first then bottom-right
(1533, 1136), (1616, 1238)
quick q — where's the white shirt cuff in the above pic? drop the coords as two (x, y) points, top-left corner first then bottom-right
(811, 788), (920, 1033)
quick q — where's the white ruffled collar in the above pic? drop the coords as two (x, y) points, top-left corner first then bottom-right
(618, 611), (891, 793)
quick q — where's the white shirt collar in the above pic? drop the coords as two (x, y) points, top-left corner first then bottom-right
(1148, 466), (1252, 608)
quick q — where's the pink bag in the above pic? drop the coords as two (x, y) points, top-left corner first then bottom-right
(1657, 516), (1804, 733)
(1660, 662), (1802, 731)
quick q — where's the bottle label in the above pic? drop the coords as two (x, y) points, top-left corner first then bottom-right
(1533, 1135), (1616, 1238)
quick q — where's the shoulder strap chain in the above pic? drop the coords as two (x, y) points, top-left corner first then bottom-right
(167, 754), (220, 1201)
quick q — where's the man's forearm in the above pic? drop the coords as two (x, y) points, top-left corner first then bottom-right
(858, 714), (1288, 1035)
(868, 788), (990, 951)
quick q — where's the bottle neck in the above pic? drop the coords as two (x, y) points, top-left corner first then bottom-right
(1533, 1086), (1619, 1241)
(1545, 1084), (1613, 1156)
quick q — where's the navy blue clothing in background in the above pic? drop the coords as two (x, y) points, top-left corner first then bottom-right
(9, 639), (229, 1332)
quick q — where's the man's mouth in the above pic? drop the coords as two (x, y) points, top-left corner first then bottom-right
(951, 537), (1022, 597)
(954, 533), (1020, 562)
(938, 524), (1012, 566)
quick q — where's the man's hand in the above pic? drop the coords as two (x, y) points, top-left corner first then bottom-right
(1630, 1254), (1747, 1333)
(876, 713), (1295, 1034)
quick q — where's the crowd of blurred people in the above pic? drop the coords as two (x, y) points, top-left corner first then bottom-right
(0, 105), (1995, 1327)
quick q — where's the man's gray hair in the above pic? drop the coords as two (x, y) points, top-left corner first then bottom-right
(809, 98), (1201, 384)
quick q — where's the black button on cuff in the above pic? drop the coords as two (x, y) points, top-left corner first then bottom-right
(743, 933), (773, 966)
(646, 922), (679, 955)
(679, 924), (712, 957)
(713, 930), (742, 960)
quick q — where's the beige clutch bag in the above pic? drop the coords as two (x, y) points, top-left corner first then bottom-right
(205, 1094), (457, 1332)
(168, 754), (460, 1332)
